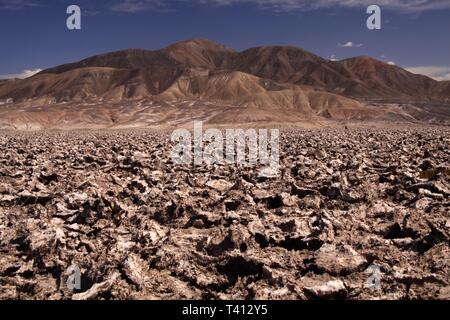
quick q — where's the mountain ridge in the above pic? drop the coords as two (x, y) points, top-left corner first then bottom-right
(0, 39), (449, 128)
(4, 38), (445, 102)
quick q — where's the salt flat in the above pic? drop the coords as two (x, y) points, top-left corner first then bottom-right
(0, 128), (448, 300)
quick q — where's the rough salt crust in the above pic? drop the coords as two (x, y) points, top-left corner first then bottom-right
(0, 128), (448, 300)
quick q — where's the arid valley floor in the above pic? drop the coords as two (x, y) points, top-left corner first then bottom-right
(0, 127), (449, 300)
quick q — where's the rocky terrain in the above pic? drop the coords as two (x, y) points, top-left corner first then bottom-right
(0, 127), (449, 300)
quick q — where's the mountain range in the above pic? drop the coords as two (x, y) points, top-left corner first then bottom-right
(0, 39), (449, 129)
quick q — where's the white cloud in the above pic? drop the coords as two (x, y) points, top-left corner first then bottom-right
(387, 61), (396, 65)
(0, 68), (42, 80)
(0, 0), (38, 10)
(405, 66), (450, 81)
(338, 41), (363, 48)
(111, 0), (450, 13)
(328, 54), (338, 61)
(111, 0), (166, 12)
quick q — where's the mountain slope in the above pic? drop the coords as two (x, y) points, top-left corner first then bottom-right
(335, 57), (437, 99)
(156, 68), (363, 117)
(163, 38), (235, 70)
(432, 81), (450, 101)
(0, 66), (184, 102)
(231, 48), (441, 101)
(231, 46), (348, 89)
(40, 49), (182, 74)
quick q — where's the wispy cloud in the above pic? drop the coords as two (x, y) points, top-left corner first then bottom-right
(338, 41), (363, 48)
(111, 0), (165, 12)
(3, 0), (450, 13)
(0, 0), (39, 10)
(205, 0), (450, 12)
(406, 66), (450, 81)
(110, 0), (450, 13)
(0, 68), (42, 80)
(328, 54), (338, 61)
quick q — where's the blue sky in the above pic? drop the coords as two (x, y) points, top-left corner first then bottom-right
(0, 0), (449, 80)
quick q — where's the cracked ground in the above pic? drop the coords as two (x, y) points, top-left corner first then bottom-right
(0, 127), (449, 300)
